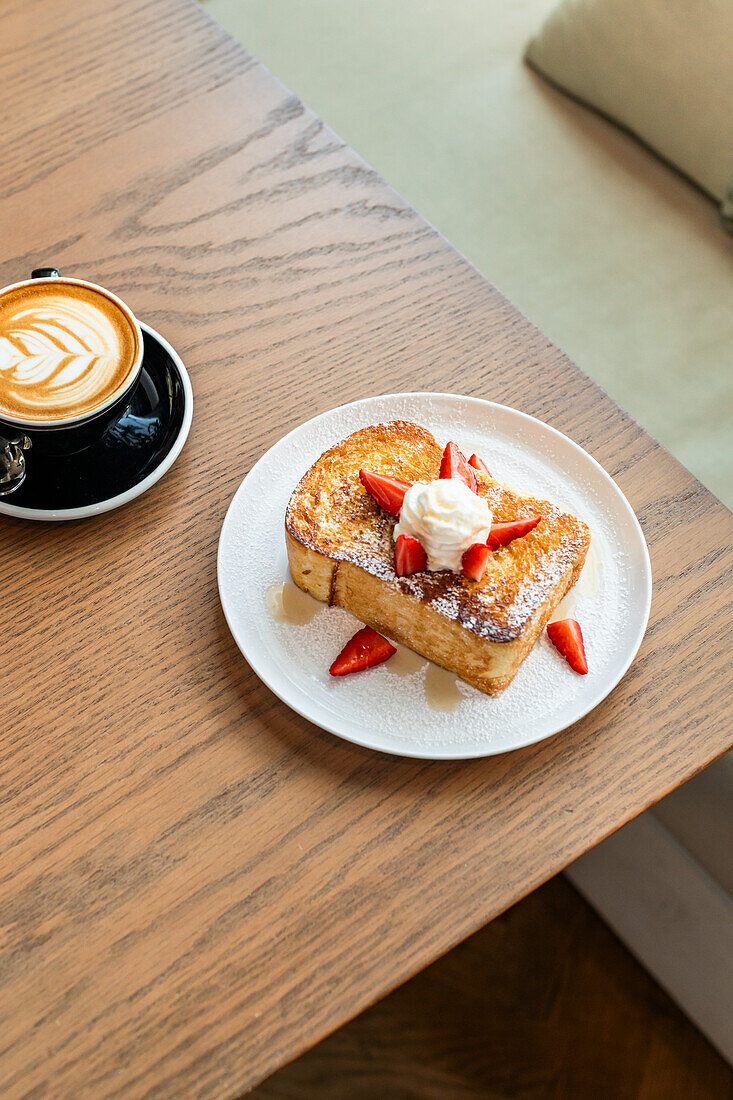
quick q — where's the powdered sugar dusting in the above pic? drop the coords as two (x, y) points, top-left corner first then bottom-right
(218, 394), (651, 758)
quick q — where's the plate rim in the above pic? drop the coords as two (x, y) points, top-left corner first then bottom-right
(0, 322), (193, 522)
(217, 392), (653, 759)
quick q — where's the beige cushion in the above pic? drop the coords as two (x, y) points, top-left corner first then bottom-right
(525, 0), (733, 221)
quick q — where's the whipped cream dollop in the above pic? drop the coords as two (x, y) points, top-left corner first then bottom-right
(394, 479), (492, 572)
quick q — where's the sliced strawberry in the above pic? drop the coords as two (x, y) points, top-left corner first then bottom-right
(547, 619), (588, 675)
(330, 626), (397, 676)
(461, 542), (491, 581)
(439, 442), (478, 493)
(468, 454), (490, 477)
(487, 516), (541, 550)
(395, 533), (428, 576)
(359, 469), (411, 516)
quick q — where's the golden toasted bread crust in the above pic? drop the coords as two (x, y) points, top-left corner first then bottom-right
(285, 421), (590, 647)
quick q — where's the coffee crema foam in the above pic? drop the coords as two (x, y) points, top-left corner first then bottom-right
(0, 281), (140, 423)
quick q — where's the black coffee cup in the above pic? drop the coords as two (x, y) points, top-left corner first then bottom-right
(0, 269), (144, 495)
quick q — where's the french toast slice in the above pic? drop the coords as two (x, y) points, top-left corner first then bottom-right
(285, 421), (590, 694)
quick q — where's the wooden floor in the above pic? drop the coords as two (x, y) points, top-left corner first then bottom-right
(251, 877), (733, 1099)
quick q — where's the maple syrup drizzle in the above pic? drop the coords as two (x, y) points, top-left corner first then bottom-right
(424, 663), (462, 711)
(267, 592), (463, 710)
(553, 537), (604, 620)
(385, 646), (428, 676)
(265, 582), (320, 625)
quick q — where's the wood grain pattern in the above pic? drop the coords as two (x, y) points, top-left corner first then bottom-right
(251, 877), (733, 1100)
(0, 1), (731, 1097)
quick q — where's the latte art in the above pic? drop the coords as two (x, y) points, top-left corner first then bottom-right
(0, 281), (140, 423)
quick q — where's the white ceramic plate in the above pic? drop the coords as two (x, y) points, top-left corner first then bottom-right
(218, 393), (652, 759)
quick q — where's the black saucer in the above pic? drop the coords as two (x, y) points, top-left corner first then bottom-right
(0, 324), (191, 517)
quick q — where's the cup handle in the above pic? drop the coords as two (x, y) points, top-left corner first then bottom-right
(0, 432), (32, 496)
(0, 269), (57, 494)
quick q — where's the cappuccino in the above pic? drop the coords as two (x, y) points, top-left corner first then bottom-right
(0, 280), (140, 424)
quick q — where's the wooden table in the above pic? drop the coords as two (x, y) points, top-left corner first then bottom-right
(1, 1), (731, 1096)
